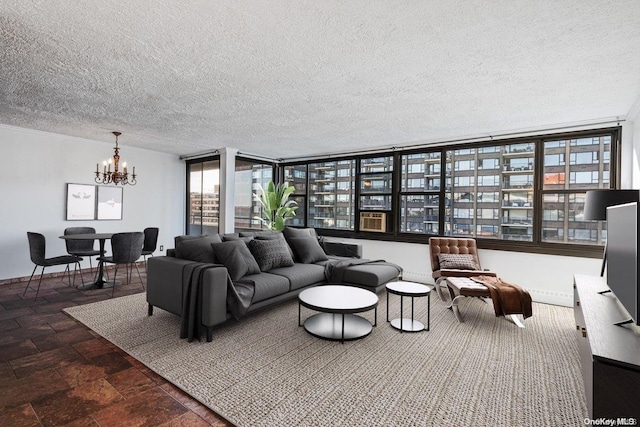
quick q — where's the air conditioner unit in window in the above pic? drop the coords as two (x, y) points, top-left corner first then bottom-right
(360, 212), (386, 232)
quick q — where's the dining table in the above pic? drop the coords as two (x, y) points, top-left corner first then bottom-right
(59, 232), (117, 290)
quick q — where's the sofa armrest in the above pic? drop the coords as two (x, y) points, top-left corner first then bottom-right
(147, 256), (230, 329)
(147, 256), (195, 316)
(200, 267), (229, 327)
(321, 240), (362, 258)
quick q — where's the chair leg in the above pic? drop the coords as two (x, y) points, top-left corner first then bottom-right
(435, 277), (448, 301)
(33, 266), (46, 300)
(133, 263), (144, 290)
(63, 264), (72, 288)
(447, 295), (466, 323)
(74, 262), (85, 287)
(111, 265), (119, 298)
(509, 314), (525, 328)
(23, 265), (38, 296)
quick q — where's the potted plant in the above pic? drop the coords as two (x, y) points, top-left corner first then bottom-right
(253, 181), (299, 231)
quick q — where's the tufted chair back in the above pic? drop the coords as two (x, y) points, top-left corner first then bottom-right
(428, 237), (481, 272)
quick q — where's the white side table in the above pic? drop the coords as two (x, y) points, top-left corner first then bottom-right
(386, 281), (432, 332)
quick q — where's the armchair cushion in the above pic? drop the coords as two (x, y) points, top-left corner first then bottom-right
(211, 240), (260, 280)
(437, 253), (480, 271)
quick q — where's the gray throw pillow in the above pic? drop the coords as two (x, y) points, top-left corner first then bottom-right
(254, 232), (294, 258)
(222, 234), (255, 243)
(283, 227), (318, 240)
(287, 236), (328, 264)
(248, 238), (294, 271)
(438, 253), (480, 270)
(211, 240), (260, 280)
(174, 235), (222, 263)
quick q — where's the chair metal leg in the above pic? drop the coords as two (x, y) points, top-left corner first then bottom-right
(509, 314), (525, 328)
(447, 295), (465, 323)
(33, 266), (45, 300)
(63, 264), (73, 287)
(74, 262), (85, 287)
(133, 263), (144, 290)
(435, 277), (448, 301)
(111, 265), (119, 298)
(23, 265), (38, 296)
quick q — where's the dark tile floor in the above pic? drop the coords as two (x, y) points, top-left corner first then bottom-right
(0, 267), (232, 427)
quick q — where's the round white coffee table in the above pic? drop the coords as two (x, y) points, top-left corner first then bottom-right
(298, 285), (378, 343)
(386, 281), (432, 332)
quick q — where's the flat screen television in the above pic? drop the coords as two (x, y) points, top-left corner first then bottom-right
(606, 202), (639, 326)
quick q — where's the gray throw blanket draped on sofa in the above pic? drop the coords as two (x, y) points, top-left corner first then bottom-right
(324, 259), (403, 284)
(180, 263), (254, 342)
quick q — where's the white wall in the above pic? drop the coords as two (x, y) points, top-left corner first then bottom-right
(0, 125), (185, 281)
(324, 237), (600, 307)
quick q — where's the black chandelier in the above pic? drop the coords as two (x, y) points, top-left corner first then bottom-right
(94, 132), (137, 186)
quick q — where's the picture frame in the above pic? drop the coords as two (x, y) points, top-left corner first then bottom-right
(97, 185), (123, 220)
(66, 183), (96, 220)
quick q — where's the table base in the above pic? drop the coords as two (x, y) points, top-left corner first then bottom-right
(390, 317), (425, 332)
(304, 313), (373, 342)
(77, 280), (122, 291)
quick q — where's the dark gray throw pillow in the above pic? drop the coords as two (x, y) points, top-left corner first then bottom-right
(222, 234), (255, 243)
(174, 235), (222, 263)
(283, 227), (318, 240)
(248, 238), (294, 271)
(255, 232), (294, 258)
(211, 240), (260, 280)
(287, 236), (328, 264)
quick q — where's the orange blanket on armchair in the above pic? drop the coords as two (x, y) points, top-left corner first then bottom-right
(471, 275), (533, 319)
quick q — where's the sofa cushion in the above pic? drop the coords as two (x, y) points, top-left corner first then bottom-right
(242, 272), (291, 303)
(341, 263), (401, 289)
(247, 238), (294, 272)
(174, 235), (222, 263)
(211, 240), (260, 280)
(269, 263), (326, 291)
(437, 253), (480, 270)
(287, 236), (328, 264)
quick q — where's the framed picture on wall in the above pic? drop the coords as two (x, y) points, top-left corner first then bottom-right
(66, 183), (96, 220)
(97, 186), (123, 220)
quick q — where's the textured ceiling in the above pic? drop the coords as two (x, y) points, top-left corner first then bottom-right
(2, 1), (640, 159)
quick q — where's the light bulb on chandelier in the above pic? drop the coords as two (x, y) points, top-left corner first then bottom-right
(94, 132), (137, 186)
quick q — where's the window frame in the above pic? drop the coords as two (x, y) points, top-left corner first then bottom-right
(277, 127), (620, 258)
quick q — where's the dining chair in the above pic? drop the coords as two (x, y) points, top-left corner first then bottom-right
(141, 227), (159, 264)
(24, 232), (83, 300)
(99, 232), (144, 297)
(64, 227), (103, 275)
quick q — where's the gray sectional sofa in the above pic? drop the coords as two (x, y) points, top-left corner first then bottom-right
(147, 227), (402, 342)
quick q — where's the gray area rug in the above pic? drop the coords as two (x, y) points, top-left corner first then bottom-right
(64, 292), (588, 426)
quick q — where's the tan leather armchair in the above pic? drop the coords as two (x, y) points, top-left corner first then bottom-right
(428, 237), (496, 301)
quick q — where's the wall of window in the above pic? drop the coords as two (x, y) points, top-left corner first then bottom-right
(234, 158), (273, 229)
(187, 158), (220, 235)
(279, 128), (619, 256)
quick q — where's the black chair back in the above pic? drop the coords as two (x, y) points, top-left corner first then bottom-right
(27, 232), (46, 266)
(142, 227), (159, 253)
(110, 232), (144, 264)
(64, 227), (97, 253)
